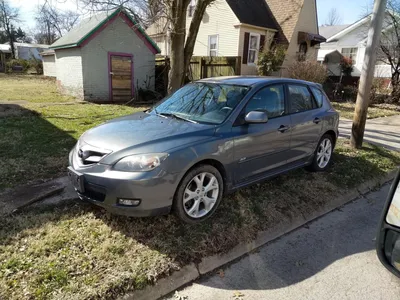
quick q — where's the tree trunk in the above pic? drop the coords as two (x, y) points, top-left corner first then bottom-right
(183, 0), (211, 76)
(391, 71), (400, 103)
(167, 0), (190, 94)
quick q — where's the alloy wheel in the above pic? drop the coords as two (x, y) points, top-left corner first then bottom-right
(316, 138), (332, 169)
(183, 172), (219, 219)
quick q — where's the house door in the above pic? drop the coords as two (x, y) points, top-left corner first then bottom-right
(109, 54), (133, 102)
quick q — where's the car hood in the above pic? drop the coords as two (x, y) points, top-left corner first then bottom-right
(80, 112), (216, 155)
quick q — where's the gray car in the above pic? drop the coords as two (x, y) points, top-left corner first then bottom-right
(68, 76), (339, 223)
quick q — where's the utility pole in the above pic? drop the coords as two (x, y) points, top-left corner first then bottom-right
(351, 0), (387, 148)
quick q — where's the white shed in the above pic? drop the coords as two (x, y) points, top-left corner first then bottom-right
(42, 50), (56, 77)
(49, 8), (160, 102)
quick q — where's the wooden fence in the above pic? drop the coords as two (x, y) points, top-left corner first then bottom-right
(155, 56), (241, 96)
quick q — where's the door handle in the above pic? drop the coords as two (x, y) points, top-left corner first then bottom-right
(313, 117), (321, 124)
(278, 125), (290, 133)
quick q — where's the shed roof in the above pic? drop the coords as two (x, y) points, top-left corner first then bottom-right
(50, 7), (160, 53)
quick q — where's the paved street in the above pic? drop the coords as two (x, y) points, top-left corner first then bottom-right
(339, 115), (400, 151)
(165, 184), (400, 300)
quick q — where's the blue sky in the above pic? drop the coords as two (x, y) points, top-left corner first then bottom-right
(12, 0), (372, 32)
(317, 0), (372, 25)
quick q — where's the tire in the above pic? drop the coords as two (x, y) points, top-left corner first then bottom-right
(308, 134), (334, 172)
(173, 164), (224, 224)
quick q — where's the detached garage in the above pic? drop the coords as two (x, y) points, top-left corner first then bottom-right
(50, 8), (160, 102)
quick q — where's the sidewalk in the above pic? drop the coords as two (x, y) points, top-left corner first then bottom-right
(165, 183), (400, 300)
(339, 115), (400, 151)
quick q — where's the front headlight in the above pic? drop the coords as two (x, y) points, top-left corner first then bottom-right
(113, 153), (169, 172)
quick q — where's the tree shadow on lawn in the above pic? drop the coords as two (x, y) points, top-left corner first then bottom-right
(0, 103), (77, 190)
(1, 118), (398, 297)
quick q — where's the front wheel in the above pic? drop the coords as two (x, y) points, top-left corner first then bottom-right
(308, 134), (334, 172)
(173, 165), (223, 224)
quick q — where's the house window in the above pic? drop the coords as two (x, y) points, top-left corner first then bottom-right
(188, 0), (196, 17)
(208, 35), (218, 57)
(341, 47), (358, 64)
(248, 33), (260, 64)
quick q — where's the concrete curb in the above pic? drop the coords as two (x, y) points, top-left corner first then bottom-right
(123, 169), (397, 300)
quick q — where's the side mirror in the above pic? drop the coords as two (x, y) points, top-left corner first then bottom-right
(244, 111), (268, 124)
(376, 168), (400, 277)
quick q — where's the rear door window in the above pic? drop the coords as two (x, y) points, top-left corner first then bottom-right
(310, 86), (326, 108)
(287, 85), (315, 113)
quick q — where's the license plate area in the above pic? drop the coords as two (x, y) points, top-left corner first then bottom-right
(68, 167), (85, 193)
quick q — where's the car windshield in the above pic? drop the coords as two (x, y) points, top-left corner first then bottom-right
(152, 82), (250, 124)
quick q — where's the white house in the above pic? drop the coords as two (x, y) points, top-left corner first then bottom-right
(0, 42), (49, 60)
(147, 0), (325, 76)
(318, 13), (393, 78)
(48, 8), (160, 102)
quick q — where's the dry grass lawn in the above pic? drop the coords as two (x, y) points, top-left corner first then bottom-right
(0, 74), (77, 103)
(332, 101), (400, 120)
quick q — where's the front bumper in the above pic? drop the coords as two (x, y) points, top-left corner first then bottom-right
(68, 148), (180, 217)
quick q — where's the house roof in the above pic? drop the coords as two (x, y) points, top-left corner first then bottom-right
(50, 7), (160, 53)
(226, 0), (278, 30)
(319, 25), (350, 40)
(265, 0), (305, 44)
(326, 15), (371, 42)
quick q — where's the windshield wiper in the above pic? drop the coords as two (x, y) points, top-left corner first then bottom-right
(157, 112), (198, 124)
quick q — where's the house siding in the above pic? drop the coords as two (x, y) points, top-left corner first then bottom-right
(80, 16), (155, 102)
(55, 48), (84, 98)
(43, 55), (57, 77)
(281, 0), (319, 74)
(186, 0), (240, 56)
(319, 20), (392, 78)
(238, 25), (275, 75)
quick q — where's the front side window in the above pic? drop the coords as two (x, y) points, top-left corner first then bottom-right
(208, 35), (218, 57)
(288, 85), (315, 113)
(310, 86), (326, 108)
(248, 33), (260, 64)
(153, 83), (249, 124)
(245, 85), (285, 119)
(341, 47), (358, 64)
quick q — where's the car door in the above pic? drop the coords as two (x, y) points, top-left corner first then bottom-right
(377, 168), (400, 278)
(286, 84), (324, 164)
(232, 84), (292, 183)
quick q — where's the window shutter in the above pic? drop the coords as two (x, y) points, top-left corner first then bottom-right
(260, 35), (266, 52)
(243, 32), (250, 64)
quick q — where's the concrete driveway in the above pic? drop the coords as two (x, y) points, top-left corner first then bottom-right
(339, 115), (400, 151)
(165, 184), (400, 300)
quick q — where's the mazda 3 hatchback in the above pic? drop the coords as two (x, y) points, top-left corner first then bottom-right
(68, 76), (339, 224)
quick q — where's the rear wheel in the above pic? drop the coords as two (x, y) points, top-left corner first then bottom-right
(308, 134), (334, 172)
(173, 165), (223, 224)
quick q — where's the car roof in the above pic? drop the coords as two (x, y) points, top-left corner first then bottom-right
(197, 76), (321, 87)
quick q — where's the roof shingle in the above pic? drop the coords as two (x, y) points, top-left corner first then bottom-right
(226, 0), (278, 30)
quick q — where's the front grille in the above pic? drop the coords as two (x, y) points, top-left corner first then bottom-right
(79, 182), (106, 202)
(76, 143), (111, 166)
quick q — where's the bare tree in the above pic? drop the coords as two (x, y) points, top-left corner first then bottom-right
(35, 3), (80, 44)
(78, 0), (215, 93)
(325, 8), (342, 26)
(378, 0), (400, 101)
(0, 0), (20, 58)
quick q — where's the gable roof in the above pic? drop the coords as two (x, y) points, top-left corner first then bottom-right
(319, 25), (350, 40)
(326, 15), (370, 42)
(226, 0), (278, 30)
(50, 8), (160, 53)
(266, 0), (305, 44)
